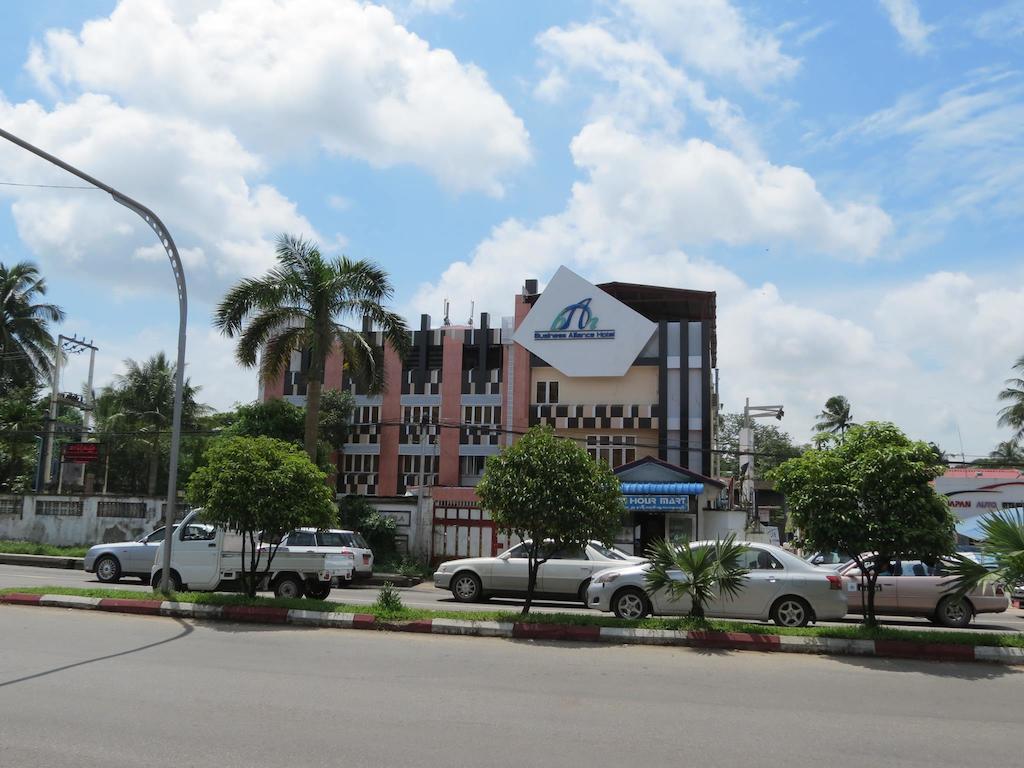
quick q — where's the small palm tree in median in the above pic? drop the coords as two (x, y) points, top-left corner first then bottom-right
(945, 509), (1024, 599)
(644, 535), (750, 620)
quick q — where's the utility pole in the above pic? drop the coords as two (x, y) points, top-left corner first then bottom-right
(42, 342), (62, 489)
(740, 398), (784, 525)
(1, 127), (188, 596)
(41, 334), (98, 490)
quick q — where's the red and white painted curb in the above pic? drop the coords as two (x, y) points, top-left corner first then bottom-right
(3, 592), (1023, 666)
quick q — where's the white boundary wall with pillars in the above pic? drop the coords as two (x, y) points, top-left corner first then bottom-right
(0, 495), (178, 546)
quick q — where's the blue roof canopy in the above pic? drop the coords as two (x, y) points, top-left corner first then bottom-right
(620, 482), (704, 495)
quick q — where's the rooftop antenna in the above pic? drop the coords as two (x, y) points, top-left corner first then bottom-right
(467, 300), (475, 328)
(955, 423), (966, 466)
(442, 298), (451, 326)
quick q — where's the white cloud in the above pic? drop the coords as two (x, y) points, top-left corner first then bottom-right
(878, 0), (935, 55)
(326, 195), (352, 212)
(0, 93), (315, 300)
(620, 0), (799, 90)
(27, 0), (529, 196)
(535, 23), (759, 157)
(972, 1), (1024, 41)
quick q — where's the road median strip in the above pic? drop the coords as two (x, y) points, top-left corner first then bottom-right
(3, 589), (1022, 665)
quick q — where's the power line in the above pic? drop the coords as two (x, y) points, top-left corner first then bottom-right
(0, 180), (99, 190)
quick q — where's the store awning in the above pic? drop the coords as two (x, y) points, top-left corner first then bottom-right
(620, 482), (704, 495)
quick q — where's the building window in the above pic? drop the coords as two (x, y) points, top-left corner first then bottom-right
(587, 435), (636, 469)
(536, 381), (559, 404)
(460, 455), (487, 477)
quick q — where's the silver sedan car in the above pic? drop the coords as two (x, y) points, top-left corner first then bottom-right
(83, 526), (175, 583)
(586, 541), (848, 627)
(434, 541), (643, 604)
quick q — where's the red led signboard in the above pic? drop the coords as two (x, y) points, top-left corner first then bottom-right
(63, 443), (100, 463)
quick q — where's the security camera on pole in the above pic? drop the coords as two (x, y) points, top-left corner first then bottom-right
(740, 398), (784, 524)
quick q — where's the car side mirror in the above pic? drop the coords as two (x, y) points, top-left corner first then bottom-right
(498, 552), (511, 561)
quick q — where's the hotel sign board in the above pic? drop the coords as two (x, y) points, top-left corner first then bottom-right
(513, 266), (656, 377)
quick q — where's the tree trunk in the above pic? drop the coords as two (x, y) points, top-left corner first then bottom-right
(304, 358), (324, 462)
(147, 443), (159, 496)
(689, 600), (705, 620)
(865, 569), (879, 627)
(522, 556), (540, 615)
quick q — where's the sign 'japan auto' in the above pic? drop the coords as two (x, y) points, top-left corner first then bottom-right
(514, 266), (656, 377)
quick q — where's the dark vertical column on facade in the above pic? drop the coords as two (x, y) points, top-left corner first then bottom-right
(657, 319), (668, 461)
(679, 321), (690, 468)
(361, 315), (372, 333)
(477, 312), (489, 389)
(701, 320), (712, 476)
(416, 313), (429, 394)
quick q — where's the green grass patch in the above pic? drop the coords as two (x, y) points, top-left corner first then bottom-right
(3, 585), (1022, 649)
(0, 540), (89, 558)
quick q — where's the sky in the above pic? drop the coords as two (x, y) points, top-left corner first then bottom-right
(1, 0), (1022, 461)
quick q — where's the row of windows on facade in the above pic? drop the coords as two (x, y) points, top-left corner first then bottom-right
(340, 434), (637, 479)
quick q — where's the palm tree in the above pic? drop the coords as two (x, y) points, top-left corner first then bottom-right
(215, 235), (409, 460)
(101, 353), (207, 495)
(983, 440), (1024, 467)
(945, 509), (1024, 600)
(0, 261), (65, 389)
(997, 355), (1024, 442)
(814, 395), (855, 437)
(644, 535), (750, 620)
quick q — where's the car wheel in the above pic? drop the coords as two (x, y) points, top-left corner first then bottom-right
(577, 579), (592, 607)
(151, 570), (182, 592)
(935, 595), (972, 628)
(305, 580), (331, 600)
(612, 587), (650, 620)
(771, 596), (812, 627)
(94, 555), (121, 583)
(451, 572), (483, 603)
(273, 574), (304, 600)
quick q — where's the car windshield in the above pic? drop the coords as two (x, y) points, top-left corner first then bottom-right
(589, 542), (631, 560)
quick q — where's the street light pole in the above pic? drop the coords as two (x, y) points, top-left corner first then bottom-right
(0, 127), (188, 595)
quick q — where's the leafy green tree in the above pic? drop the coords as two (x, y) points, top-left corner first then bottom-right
(0, 261), (64, 389)
(813, 395), (855, 438)
(0, 384), (45, 491)
(644, 536), (749, 620)
(215, 234), (409, 461)
(945, 509), (1024, 599)
(717, 412), (802, 476)
(769, 422), (956, 626)
(997, 355), (1024, 442)
(476, 426), (625, 614)
(318, 388), (355, 452)
(99, 353), (208, 495)
(188, 436), (336, 597)
(229, 398), (305, 445)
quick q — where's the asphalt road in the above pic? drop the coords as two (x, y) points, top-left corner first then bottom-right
(3, 563), (1024, 632)
(0, 606), (1021, 768)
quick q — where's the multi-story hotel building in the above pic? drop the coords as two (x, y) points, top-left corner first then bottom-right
(260, 266), (733, 557)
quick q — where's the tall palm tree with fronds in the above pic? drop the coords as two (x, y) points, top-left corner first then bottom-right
(644, 535), (750, 620)
(997, 355), (1024, 442)
(101, 353), (208, 495)
(0, 261), (65, 389)
(814, 395), (855, 438)
(215, 235), (410, 461)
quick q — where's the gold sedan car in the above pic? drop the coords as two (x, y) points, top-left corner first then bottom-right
(839, 556), (1010, 628)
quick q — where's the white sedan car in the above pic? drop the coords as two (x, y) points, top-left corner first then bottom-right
(586, 541), (848, 627)
(434, 541), (643, 604)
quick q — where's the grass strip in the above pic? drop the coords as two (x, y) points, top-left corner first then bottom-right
(0, 540), (89, 558)
(3, 585), (1021, 649)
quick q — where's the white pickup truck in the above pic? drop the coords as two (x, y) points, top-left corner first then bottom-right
(151, 511), (355, 599)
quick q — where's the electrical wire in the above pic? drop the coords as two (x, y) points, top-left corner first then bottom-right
(0, 181), (98, 190)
